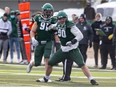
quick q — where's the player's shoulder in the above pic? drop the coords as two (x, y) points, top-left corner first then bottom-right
(51, 16), (57, 20)
(34, 14), (41, 18)
(66, 20), (75, 28)
(34, 14), (43, 22)
(50, 16), (57, 24)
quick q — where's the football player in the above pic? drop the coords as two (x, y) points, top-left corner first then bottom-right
(37, 11), (99, 85)
(26, 3), (57, 82)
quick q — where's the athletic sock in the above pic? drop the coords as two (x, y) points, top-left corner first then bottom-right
(44, 75), (50, 79)
(88, 76), (94, 81)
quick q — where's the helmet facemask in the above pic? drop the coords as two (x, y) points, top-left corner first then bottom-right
(43, 9), (53, 18)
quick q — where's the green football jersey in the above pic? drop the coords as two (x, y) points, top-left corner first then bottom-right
(34, 15), (57, 41)
(56, 20), (75, 46)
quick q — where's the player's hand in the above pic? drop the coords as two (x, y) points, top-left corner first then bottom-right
(66, 41), (72, 46)
(48, 24), (57, 30)
(66, 39), (77, 46)
(31, 37), (38, 47)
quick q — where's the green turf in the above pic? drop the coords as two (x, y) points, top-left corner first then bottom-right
(0, 63), (116, 87)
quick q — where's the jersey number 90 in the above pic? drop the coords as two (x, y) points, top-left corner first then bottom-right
(58, 29), (66, 38)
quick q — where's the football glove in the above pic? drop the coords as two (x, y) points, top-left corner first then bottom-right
(47, 24), (57, 31)
(66, 39), (77, 46)
(31, 37), (38, 47)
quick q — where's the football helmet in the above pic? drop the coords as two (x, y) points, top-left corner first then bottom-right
(42, 3), (54, 18)
(57, 11), (67, 19)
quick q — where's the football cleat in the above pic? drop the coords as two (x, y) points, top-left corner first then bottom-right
(36, 77), (52, 83)
(20, 60), (28, 65)
(26, 63), (33, 73)
(90, 79), (99, 85)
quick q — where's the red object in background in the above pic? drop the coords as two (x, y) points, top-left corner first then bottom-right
(19, 2), (30, 11)
(18, 1), (31, 62)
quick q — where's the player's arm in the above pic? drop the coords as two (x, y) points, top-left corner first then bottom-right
(30, 22), (38, 46)
(54, 34), (60, 43)
(71, 25), (83, 43)
(30, 22), (37, 38)
(66, 25), (83, 46)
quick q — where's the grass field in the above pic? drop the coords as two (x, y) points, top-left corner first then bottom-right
(0, 63), (116, 87)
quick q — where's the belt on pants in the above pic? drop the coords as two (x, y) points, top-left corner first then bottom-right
(39, 41), (47, 44)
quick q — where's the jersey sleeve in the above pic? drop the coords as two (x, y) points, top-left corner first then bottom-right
(51, 16), (57, 24)
(66, 21), (75, 28)
(33, 14), (41, 22)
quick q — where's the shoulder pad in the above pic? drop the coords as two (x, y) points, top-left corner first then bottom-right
(51, 16), (57, 24)
(66, 20), (75, 28)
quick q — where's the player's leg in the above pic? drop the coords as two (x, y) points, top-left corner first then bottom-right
(26, 45), (44, 73)
(37, 49), (66, 82)
(71, 48), (99, 85)
(36, 41), (53, 82)
(43, 41), (53, 71)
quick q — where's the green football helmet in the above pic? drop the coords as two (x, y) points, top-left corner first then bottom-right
(57, 11), (67, 19)
(42, 3), (54, 18)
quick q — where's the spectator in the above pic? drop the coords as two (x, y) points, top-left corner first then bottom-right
(9, 11), (21, 63)
(0, 13), (12, 63)
(112, 26), (116, 70)
(15, 10), (28, 64)
(72, 14), (79, 24)
(77, 14), (93, 63)
(91, 13), (103, 68)
(0, 6), (11, 62)
(84, 2), (96, 25)
(4, 7), (11, 19)
(99, 16), (116, 70)
(112, 26), (116, 58)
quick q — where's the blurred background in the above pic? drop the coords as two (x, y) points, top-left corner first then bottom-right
(0, 0), (113, 15)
